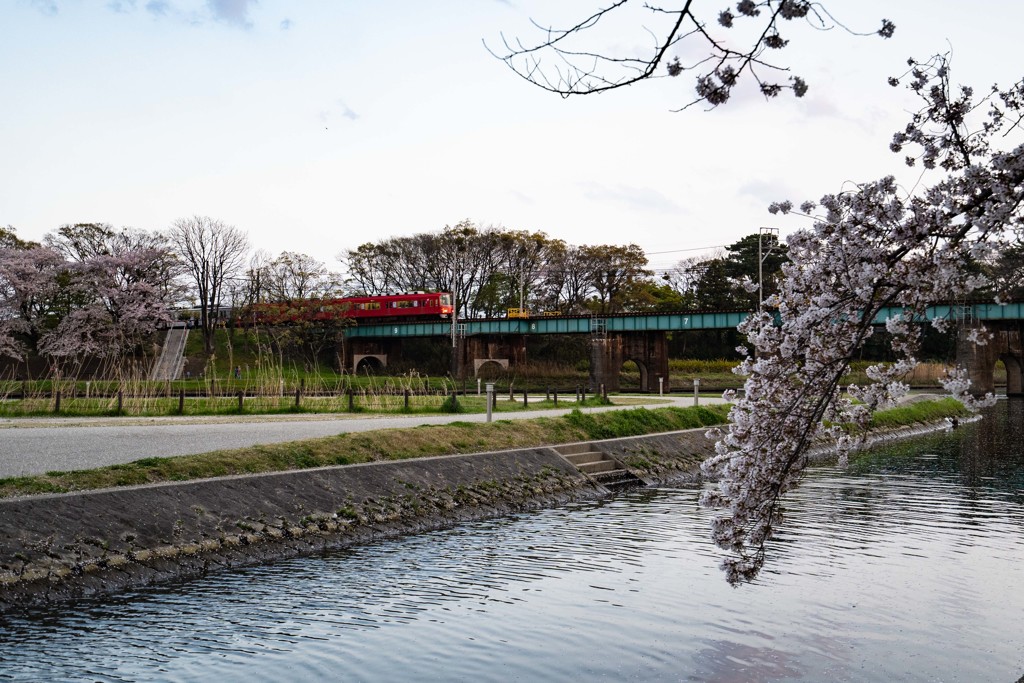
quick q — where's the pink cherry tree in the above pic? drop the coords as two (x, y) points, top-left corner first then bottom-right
(0, 246), (66, 361)
(39, 247), (176, 362)
(700, 55), (1024, 583)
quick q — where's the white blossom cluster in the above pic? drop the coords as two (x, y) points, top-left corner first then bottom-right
(700, 56), (1024, 584)
(0, 244), (175, 363)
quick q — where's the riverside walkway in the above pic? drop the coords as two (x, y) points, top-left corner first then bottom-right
(0, 395), (727, 478)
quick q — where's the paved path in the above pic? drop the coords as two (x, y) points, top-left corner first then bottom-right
(0, 396), (727, 478)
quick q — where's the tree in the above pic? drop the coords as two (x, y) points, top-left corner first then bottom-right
(38, 249), (174, 362)
(262, 251), (339, 302)
(0, 246), (65, 361)
(700, 56), (1024, 584)
(0, 226), (38, 250)
(472, 230), (554, 316)
(45, 224), (181, 300)
(630, 280), (688, 312)
(490, 1), (893, 109)
(45, 223), (119, 263)
(722, 233), (788, 307)
(169, 216), (249, 354)
(584, 243), (651, 313)
(342, 242), (399, 296)
(0, 225), (177, 368)
(690, 256), (746, 310)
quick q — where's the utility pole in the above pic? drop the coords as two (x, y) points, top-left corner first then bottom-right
(450, 241), (466, 378)
(758, 227), (780, 311)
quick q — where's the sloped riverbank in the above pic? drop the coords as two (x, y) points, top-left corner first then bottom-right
(0, 400), (970, 610)
(0, 430), (719, 610)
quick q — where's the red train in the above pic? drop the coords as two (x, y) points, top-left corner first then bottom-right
(250, 292), (453, 325)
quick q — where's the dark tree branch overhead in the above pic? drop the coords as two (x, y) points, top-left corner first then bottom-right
(487, 0), (895, 108)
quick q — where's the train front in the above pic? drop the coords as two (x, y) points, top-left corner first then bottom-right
(439, 293), (453, 318)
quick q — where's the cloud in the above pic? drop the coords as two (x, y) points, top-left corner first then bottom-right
(340, 103), (359, 121)
(29, 0), (58, 15)
(321, 100), (359, 124)
(207, 0), (257, 28)
(737, 178), (801, 208)
(580, 182), (683, 214)
(107, 0), (136, 13)
(279, 17), (292, 30)
(145, 0), (170, 17)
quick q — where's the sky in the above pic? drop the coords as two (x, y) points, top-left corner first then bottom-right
(2, 1), (1022, 276)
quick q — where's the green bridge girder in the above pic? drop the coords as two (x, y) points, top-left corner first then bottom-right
(871, 302), (1024, 324)
(343, 302), (1024, 339)
(343, 311), (750, 338)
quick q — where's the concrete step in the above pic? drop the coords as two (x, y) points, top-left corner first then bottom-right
(554, 442), (646, 491)
(564, 451), (606, 465)
(579, 460), (618, 474)
(553, 442), (596, 456)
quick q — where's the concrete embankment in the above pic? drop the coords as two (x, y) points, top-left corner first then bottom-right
(0, 428), (717, 611)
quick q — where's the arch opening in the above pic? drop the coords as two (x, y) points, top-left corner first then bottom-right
(1000, 354), (1023, 395)
(473, 358), (509, 378)
(353, 354), (386, 375)
(619, 358), (648, 392)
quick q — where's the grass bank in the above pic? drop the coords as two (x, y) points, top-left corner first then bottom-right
(0, 405), (730, 499)
(0, 398), (971, 500)
(866, 397), (970, 429)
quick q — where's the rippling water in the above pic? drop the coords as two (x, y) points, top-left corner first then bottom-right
(1, 400), (1022, 682)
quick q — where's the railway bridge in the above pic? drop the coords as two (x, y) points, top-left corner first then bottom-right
(341, 303), (1024, 396)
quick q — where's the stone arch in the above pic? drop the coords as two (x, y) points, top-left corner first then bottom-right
(473, 358), (509, 377)
(621, 357), (648, 393)
(353, 354), (387, 374)
(1000, 353), (1023, 396)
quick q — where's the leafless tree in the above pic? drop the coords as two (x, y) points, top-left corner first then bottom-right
(169, 216), (249, 354)
(488, 1), (893, 109)
(261, 251), (339, 302)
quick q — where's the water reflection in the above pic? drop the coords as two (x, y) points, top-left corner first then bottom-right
(0, 400), (1021, 682)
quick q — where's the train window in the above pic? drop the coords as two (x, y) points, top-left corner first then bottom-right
(367, 302), (380, 310)
(440, 294), (451, 305)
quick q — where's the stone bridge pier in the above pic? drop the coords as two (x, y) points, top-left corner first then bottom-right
(344, 338), (403, 374)
(590, 331), (670, 393)
(453, 335), (528, 379)
(956, 322), (1024, 396)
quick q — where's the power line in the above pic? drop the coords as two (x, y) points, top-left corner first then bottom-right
(644, 244), (727, 256)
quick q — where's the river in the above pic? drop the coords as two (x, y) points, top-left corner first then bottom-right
(1, 400), (1021, 682)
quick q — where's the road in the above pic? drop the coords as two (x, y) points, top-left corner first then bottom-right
(0, 395), (727, 478)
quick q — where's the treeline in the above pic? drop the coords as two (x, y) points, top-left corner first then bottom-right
(1, 218), (789, 375)
(5, 215), (1018, 375)
(342, 220), (786, 317)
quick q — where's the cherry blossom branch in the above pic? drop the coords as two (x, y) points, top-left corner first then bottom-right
(489, 1), (894, 108)
(701, 57), (1023, 584)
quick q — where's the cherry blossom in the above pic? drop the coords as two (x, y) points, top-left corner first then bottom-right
(701, 55), (1023, 584)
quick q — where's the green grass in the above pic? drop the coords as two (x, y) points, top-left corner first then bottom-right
(867, 397), (970, 429)
(0, 398), (970, 500)
(0, 405), (730, 499)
